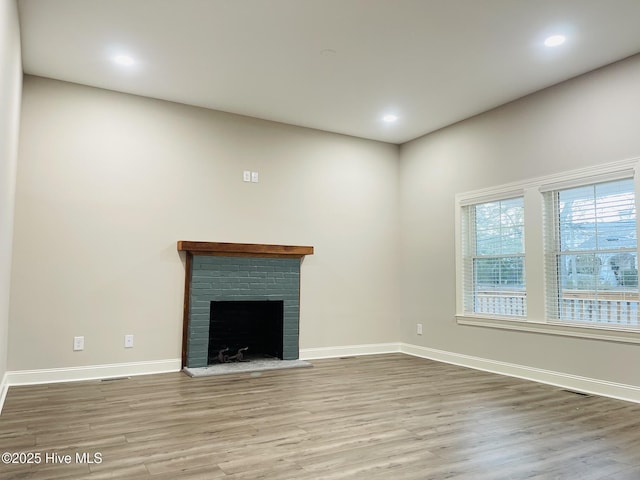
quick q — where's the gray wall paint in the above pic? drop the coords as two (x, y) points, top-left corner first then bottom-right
(0, 0), (22, 384)
(8, 50), (640, 391)
(10, 76), (400, 370)
(399, 54), (640, 387)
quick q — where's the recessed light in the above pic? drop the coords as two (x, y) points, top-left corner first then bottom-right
(113, 54), (135, 66)
(383, 114), (398, 123)
(544, 35), (566, 47)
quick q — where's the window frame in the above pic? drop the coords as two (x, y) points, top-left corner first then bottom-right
(543, 177), (638, 328)
(455, 158), (640, 345)
(461, 195), (527, 319)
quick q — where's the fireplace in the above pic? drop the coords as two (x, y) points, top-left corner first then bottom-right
(177, 242), (314, 368)
(208, 300), (284, 363)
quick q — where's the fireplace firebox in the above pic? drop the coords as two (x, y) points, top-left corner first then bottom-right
(208, 300), (284, 364)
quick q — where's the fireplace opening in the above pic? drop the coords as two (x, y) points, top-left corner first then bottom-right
(208, 300), (284, 364)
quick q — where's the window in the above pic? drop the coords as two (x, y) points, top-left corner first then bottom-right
(543, 178), (639, 328)
(457, 159), (640, 342)
(462, 197), (526, 317)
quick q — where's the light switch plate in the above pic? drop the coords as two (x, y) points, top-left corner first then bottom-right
(73, 336), (84, 351)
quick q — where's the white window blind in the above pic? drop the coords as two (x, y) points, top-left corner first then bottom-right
(543, 178), (639, 328)
(462, 197), (526, 317)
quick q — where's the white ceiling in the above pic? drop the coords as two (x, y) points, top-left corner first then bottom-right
(17, 0), (640, 144)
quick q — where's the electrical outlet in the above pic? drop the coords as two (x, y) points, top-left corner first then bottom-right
(124, 335), (134, 348)
(243, 170), (251, 182)
(417, 323), (423, 335)
(251, 171), (259, 183)
(73, 336), (84, 351)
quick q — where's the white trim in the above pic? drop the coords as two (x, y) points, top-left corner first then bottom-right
(299, 342), (401, 360)
(456, 156), (640, 331)
(457, 188), (524, 207)
(538, 168), (635, 193)
(4, 359), (181, 387)
(400, 343), (640, 404)
(456, 157), (640, 203)
(2, 349), (639, 413)
(0, 373), (8, 414)
(536, 158), (639, 193)
(456, 315), (640, 344)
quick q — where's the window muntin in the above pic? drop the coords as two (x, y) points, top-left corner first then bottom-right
(545, 178), (639, 327)
(463, 197), (526, 317)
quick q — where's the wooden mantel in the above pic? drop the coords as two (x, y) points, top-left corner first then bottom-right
(177, 241), (314, 258)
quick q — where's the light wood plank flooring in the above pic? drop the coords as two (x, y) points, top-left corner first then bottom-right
(1, 354), (640, 479)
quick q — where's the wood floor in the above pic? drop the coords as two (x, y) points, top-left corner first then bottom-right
(1, 354), (640, 479)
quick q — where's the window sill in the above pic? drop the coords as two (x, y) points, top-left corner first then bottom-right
(455, 315), (640, 345)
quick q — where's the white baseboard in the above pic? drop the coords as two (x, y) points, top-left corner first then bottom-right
(3, 344), (638, 414)
(0, 372), (8, 415)
(400, 343), (640, 404)
(4, 358), (182, 388)
(300, 342), (401, 360)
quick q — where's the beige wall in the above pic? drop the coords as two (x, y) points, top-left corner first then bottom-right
(399, 54), (640, 387)
(9, 46), (640, 392)
(10, 76), (400, 370)
(0, 0), (22, 381)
